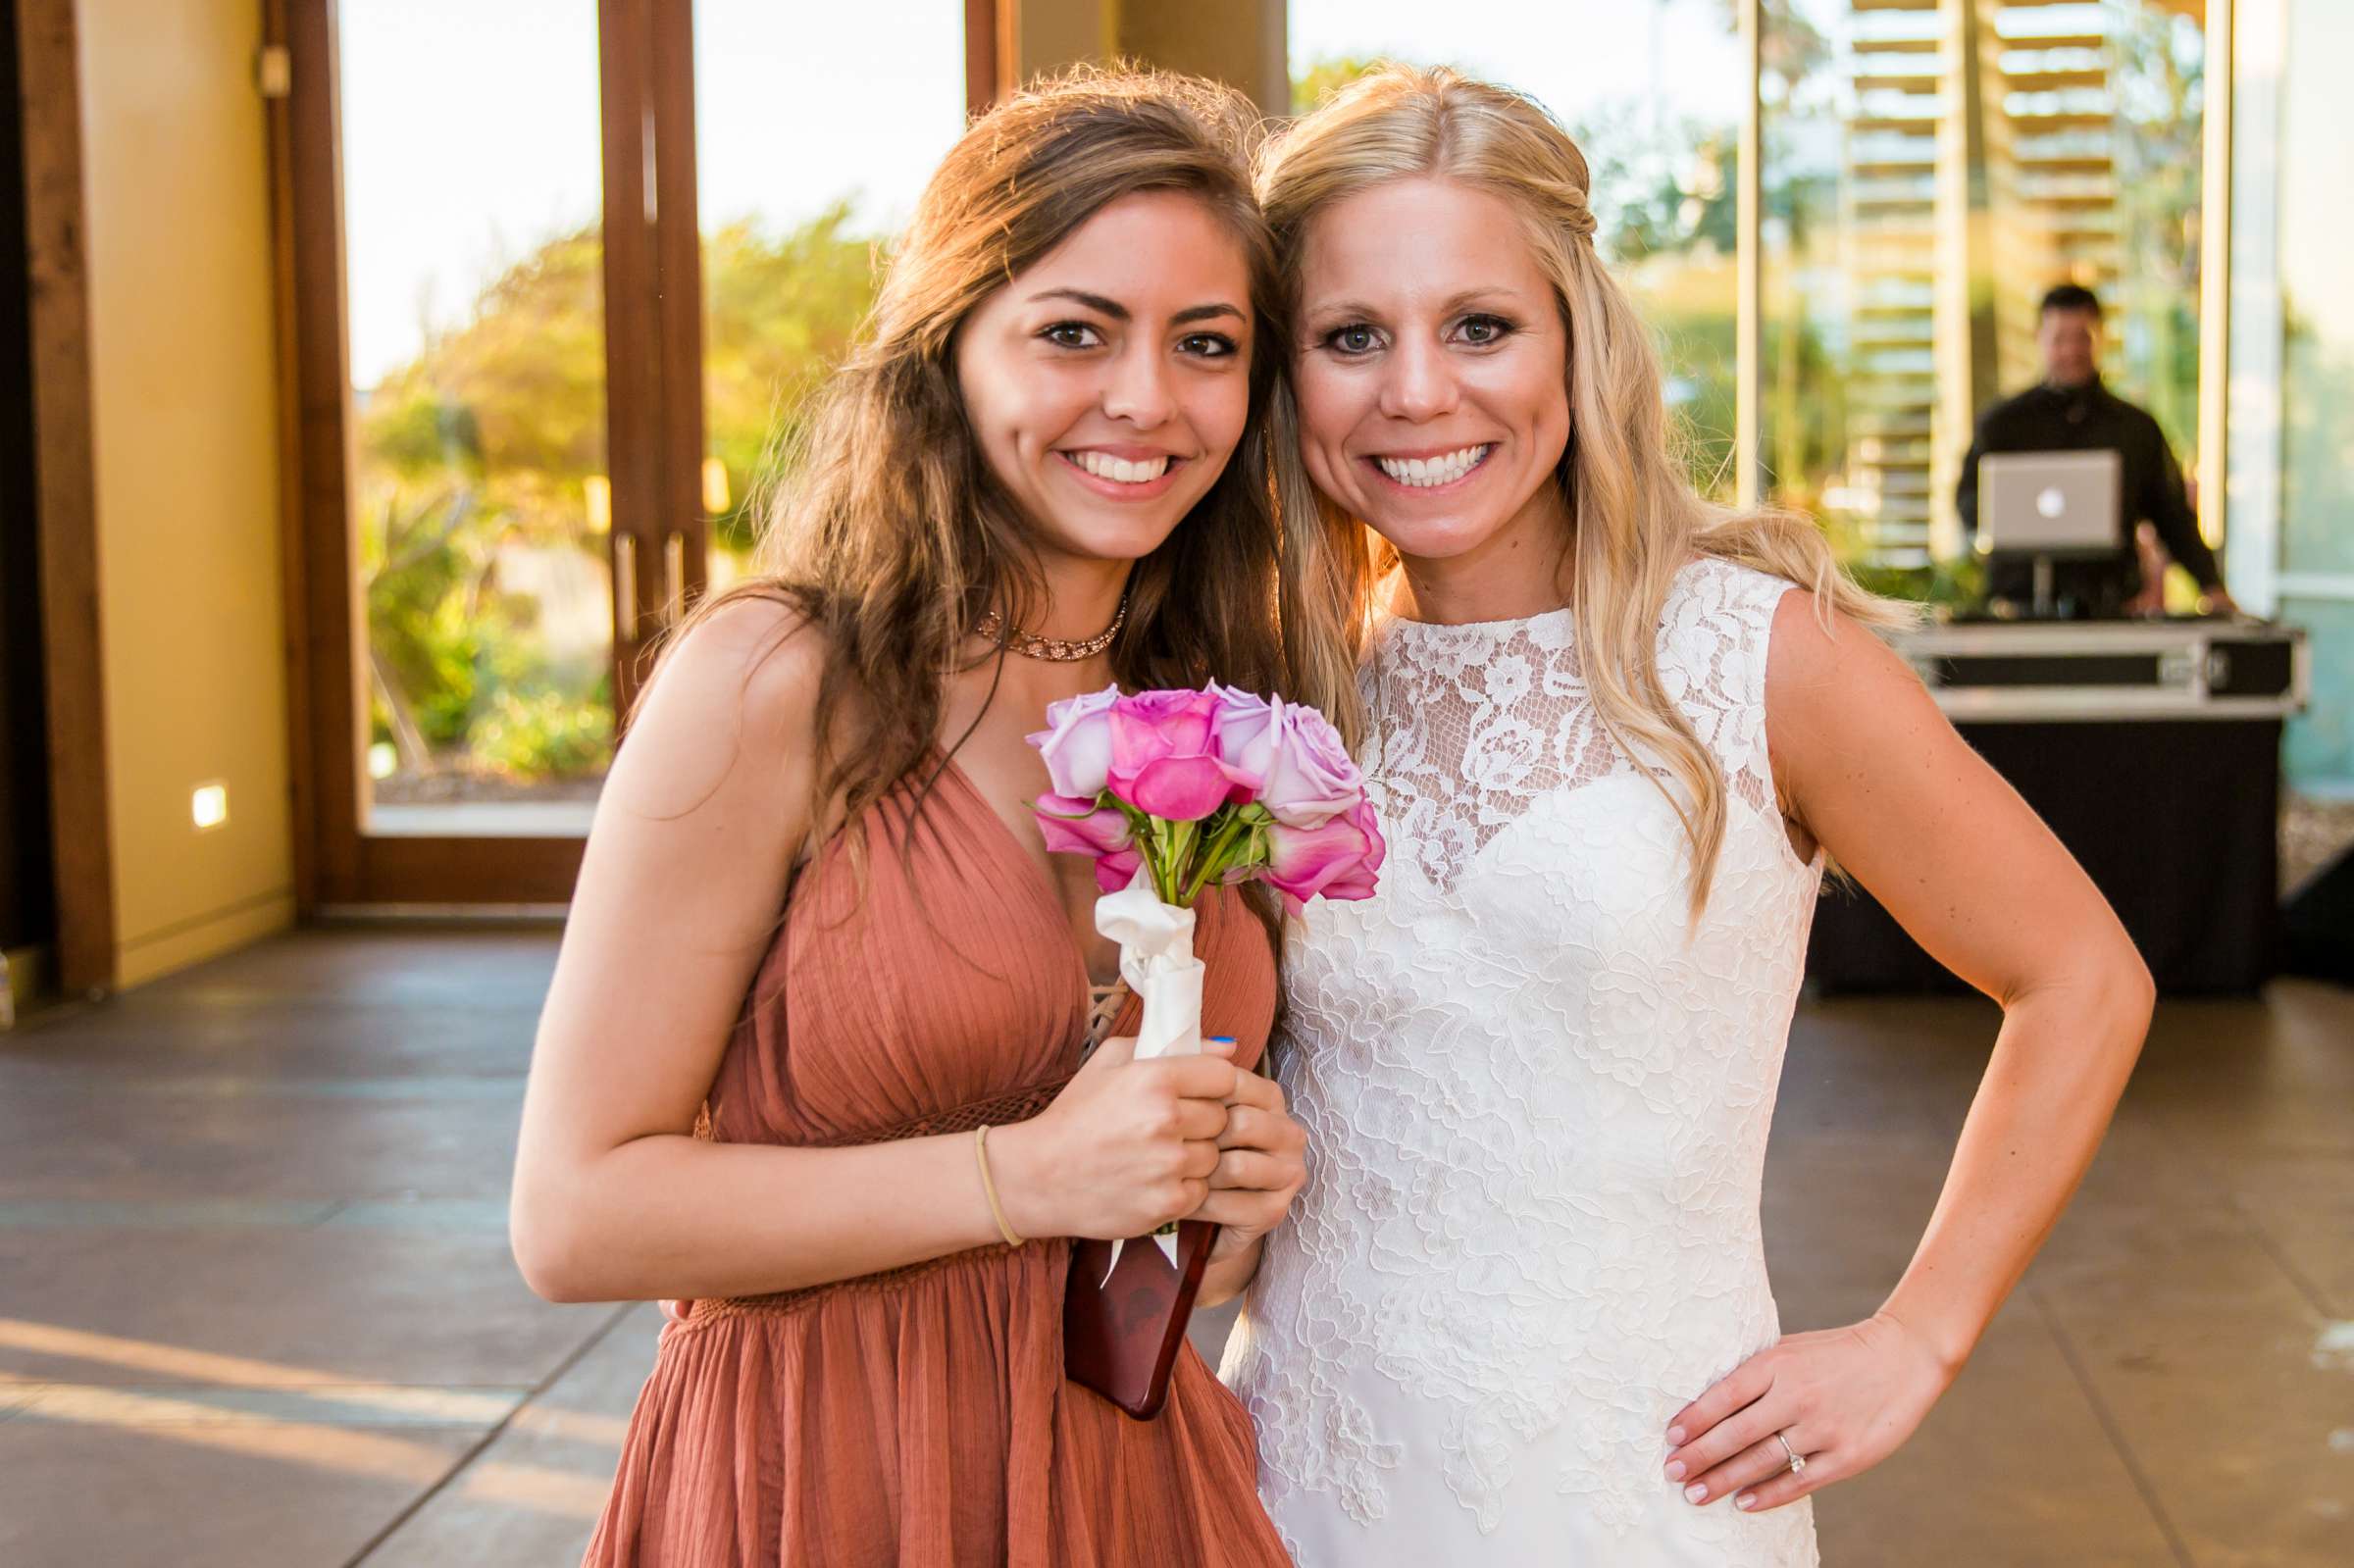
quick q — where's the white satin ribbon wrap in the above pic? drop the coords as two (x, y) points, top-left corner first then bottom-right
(1094, 879), (1203, 1281)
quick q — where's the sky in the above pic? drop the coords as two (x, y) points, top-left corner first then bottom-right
(342, 0), (601, 386)
(1288, 0), (1743, 136)
(339, 0), (965, 385)
(337, 0), (1738, 387)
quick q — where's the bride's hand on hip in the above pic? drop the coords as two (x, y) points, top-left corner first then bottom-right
(1662, 1311), (1953, 1514)
(1187, 1055), (1306, 1260)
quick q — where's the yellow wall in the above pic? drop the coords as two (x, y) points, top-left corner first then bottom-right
(76, 0), (293, 986)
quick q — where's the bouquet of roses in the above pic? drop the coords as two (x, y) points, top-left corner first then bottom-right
(1027, 682), (1384, 1286)
(1029, 681), (1385, 914)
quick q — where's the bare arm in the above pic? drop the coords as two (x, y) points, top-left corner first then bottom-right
(1775, 591), (2151, 1364)
(508, 602), (1238, 1303)
(1663, 590), (2152, 1512)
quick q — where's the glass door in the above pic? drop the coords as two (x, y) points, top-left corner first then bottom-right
(337, 0), (617, 842)
(2275, 0), (2354, 794)
(284, 0), (982, 904)
(684, 3), (971, 592)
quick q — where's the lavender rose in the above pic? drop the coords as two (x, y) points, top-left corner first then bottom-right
(1206, 682), (1279, 792)
(1258, 702), (1364, 828)
(1025, 684), (1121, 800)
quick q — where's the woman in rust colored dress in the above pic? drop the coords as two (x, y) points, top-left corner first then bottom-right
(509, 69), (1342, 1567)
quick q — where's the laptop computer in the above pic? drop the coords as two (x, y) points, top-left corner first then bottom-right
(1975, 450), (2123, 558)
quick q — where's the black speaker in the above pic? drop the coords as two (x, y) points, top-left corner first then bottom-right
(2284, 841), (2354, 986)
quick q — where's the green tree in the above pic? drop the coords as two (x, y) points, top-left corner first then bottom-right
(700, 202), (881, 554)
(356, 206), (882, 787)
(1291, 54), (1392, 114)
(358, 226), (609, 776)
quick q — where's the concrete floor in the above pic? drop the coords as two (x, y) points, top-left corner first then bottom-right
(0, 929), (2346, 1567)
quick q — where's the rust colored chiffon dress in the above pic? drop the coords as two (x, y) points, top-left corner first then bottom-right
(582, 759), (1292, 1568)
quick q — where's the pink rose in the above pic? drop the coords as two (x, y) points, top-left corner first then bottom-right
(1265, 796), (1385, 911)
(1319, 797), (1387, 902)
(1105, 688), (1240, 823)
(1025, 684), (1121, 800)
(1033, 792), (1132, 859)
(1259, 703), (1363, 828)
(1094, 845), (1144, 893)
(1207, 683), (1278, 793)
(1263, 795), (1386, 915)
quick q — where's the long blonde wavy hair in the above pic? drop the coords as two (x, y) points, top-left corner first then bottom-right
(1261, 66), (1914, 916)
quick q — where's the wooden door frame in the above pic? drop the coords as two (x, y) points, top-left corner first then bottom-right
(14, 0), (116, 994)
(270, 0), (654, 907)
(968, 0), (1007, 114)
(611, 0), (706, 721)
(597, 0), (660, 732)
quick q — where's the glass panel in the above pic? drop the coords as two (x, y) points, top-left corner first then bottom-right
(693, 4), (970, 590)
(2280, 0), (2354, 582)
(340, 1), (611, 836)
(1287, 0), (1745, 498)
(2282, 599), (2354, 789)
(2279, 0), (2354, 803)
(1763, 0), (2206, 599)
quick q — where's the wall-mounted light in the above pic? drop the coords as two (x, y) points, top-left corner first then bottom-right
(191, 782), (229, 832)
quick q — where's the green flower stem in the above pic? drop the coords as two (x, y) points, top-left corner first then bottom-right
(1112, 799), (1270, 909)
(1181, 811), (1255, 905)
(1149, 817), (1182, 905)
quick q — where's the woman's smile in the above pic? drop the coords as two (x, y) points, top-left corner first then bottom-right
(1053, 443), (1196, 499)
(1363, 441), (1496, 493)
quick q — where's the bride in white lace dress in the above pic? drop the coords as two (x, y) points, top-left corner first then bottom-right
(1216, 70), (2155, 1565)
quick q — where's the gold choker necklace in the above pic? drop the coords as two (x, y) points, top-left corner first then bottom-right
(976, 594), (1128, 662)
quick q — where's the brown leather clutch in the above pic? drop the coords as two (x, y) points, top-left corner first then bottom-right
(1063, 1218), (1217, 1419)
(1060, 979), (1215, 1419)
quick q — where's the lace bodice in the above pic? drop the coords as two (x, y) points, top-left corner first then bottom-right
(1225, 558), (1823, 1565)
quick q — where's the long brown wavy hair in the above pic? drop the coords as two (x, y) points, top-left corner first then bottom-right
(1262, 66), (1916, 916)
(663, 68), (1296, 858)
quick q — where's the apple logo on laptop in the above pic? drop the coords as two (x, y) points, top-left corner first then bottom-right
(2036, 486), (2066, 519)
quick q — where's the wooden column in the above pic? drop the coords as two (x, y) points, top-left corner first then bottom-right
(14, 0), (116, 996)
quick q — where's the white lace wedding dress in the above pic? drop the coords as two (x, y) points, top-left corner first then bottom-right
(1225, 558), (1823, 1565)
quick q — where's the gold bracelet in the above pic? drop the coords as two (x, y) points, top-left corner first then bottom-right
(974, 1125), (1025, 1248)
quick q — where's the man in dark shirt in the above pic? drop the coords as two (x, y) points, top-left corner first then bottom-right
(1957, 283), (2238, 617)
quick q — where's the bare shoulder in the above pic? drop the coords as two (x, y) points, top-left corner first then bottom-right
(600, 594), (828, 830)
(642, 594), (824, 741)
(1766, 586), (1861, 679)
(1763, 588), (1937, 780)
